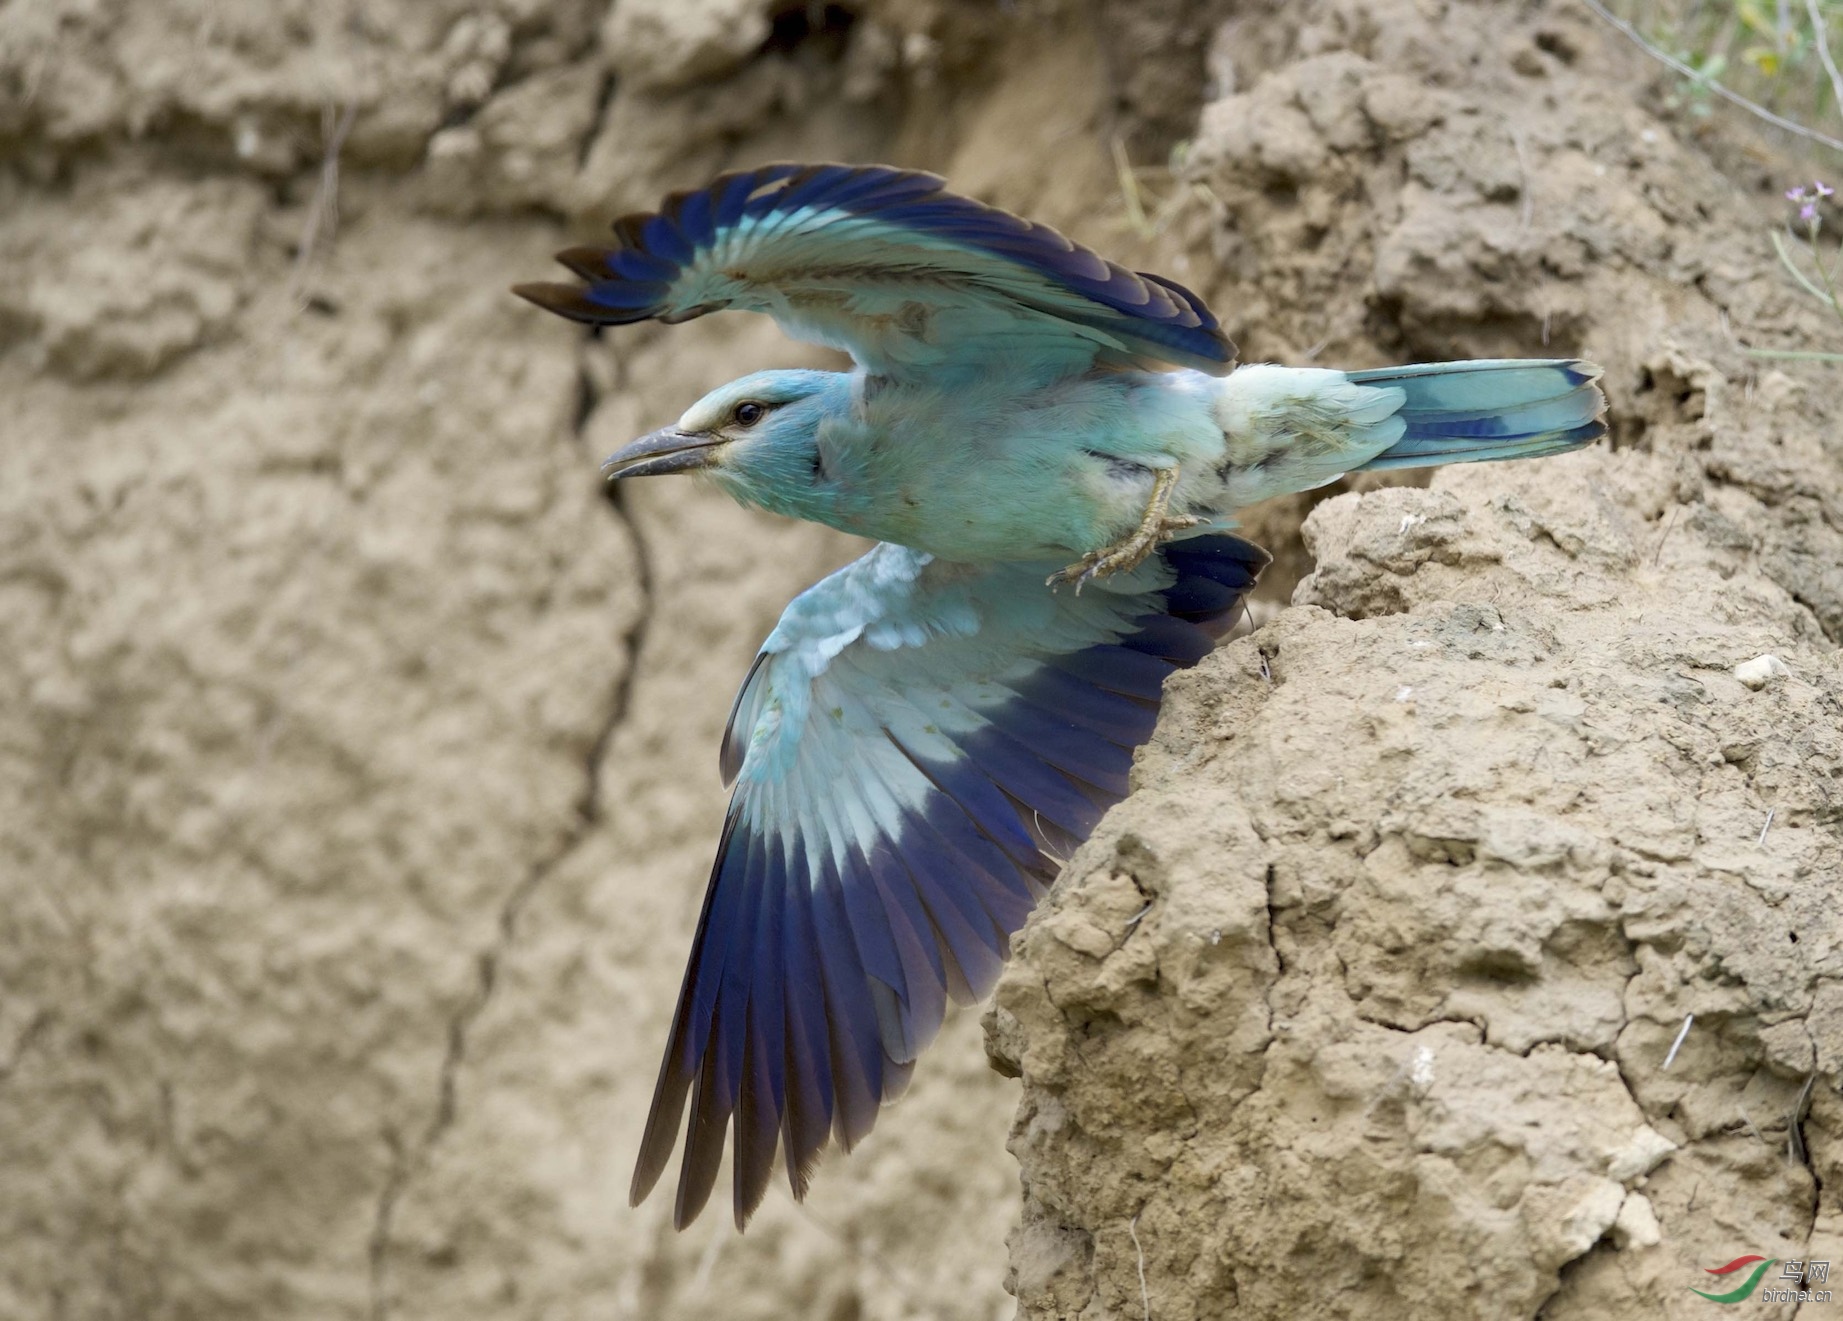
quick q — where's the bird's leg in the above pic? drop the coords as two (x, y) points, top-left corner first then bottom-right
(1048, 467), (1205, 590)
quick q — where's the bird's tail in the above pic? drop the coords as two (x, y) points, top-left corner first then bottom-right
(1347, 359), (1605, 472)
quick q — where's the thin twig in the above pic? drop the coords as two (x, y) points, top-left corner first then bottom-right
(1128, 1212), (1151, 1321)
(291, 101), (359, 305)
(1112, 135), (1150, 236)
(1807, 221), (1843, 318)
(1652, 506), (1680, 566)
(1719, 307), (1740, 349)
(1511, 129), (1534, 236)
(1147, 181), (1195, 236)
(1805, 0), (1843, 125)
(1759, 807), (1776, 846)
(1578, 0), (1843, 155)
(1771, 229), (1832, 301)
(1664, 1013), (1695, 1070)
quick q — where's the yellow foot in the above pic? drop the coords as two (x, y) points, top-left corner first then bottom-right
(1047, 468), (1204, 590)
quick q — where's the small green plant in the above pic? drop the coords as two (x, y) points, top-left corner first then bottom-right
(1733, 0), (1814, 78)
(1751, 181), (1843, 362)
(1640, 0), (1843, 124)
(1589, 0), (1843, 150)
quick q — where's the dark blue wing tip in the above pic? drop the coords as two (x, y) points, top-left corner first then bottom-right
(1156, 533), (1268, 633)
(512, 281), (636, 324)
(1161, 532), (1269, 566)
(1160, 534), (1270, 583)
(524, 162), (1237, 364)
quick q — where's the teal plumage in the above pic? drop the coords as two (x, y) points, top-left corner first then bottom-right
(516, 163), (1606, 1229)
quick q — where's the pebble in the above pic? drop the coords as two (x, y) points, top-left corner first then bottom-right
(1733, 655), (1789, 689)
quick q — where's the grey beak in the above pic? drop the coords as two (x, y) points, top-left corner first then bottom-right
(601, 428), (727, 482)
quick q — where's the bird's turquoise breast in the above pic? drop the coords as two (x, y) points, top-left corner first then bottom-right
(820, 371), (1223, 561)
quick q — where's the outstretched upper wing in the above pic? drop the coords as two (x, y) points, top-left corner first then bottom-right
(633, 532), (1268, 1230)
(514, 162), (1235, 380)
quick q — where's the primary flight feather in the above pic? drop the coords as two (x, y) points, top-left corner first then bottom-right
(516, 163), (1606, 1229)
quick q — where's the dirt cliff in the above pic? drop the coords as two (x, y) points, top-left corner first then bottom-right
(1, 1), (1838, 1319)
(988, 2), (1843, 1318)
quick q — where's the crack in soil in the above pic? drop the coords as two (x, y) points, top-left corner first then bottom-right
(365, 358), (654, 1321)
(0, 1009), (52, 1088)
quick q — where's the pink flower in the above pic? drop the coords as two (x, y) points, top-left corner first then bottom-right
(1788, 185), (1809, 202)
(1818, 181), (1836, 199)
(1802, 202), (1820, 223)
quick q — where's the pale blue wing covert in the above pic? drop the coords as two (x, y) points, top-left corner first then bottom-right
(514, 163), (1235, 381)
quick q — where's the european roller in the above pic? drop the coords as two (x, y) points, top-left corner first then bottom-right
(516, 163), (1605, 1229)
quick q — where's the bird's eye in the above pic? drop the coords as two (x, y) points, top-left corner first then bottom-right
(733, 401), (766, 427)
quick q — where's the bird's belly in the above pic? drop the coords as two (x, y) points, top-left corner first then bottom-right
(851, 448), (1161, 563)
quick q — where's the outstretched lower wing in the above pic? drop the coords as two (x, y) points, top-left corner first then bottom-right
(633, 533), (1268, 1229)
(514, 162), (1235, 380)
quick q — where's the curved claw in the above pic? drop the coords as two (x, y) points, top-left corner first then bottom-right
(1046, 513), (1208, 592)
(1048, 465), (1206, 592)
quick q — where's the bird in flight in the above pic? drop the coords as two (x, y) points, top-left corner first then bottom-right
(516, 163), (1605, 1229)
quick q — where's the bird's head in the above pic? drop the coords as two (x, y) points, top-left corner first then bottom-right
(600, 370), (852, 518)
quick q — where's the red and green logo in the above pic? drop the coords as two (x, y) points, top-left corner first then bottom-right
(1692, 1256), (1777, 1303)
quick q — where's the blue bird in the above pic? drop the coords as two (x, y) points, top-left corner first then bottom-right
(515, 163), (1605, 1228)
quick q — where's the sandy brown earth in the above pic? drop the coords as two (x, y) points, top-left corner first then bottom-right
(2, 1), (1839, 1319)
